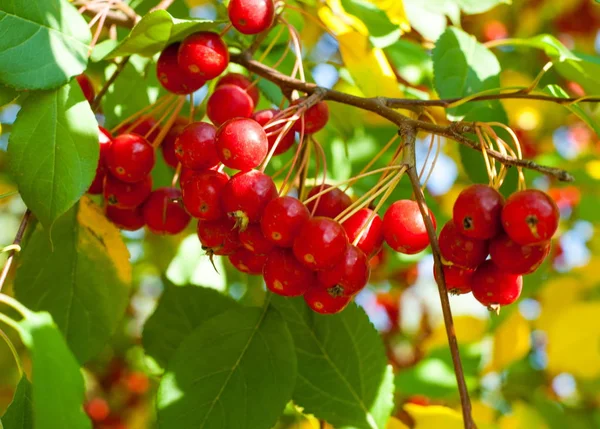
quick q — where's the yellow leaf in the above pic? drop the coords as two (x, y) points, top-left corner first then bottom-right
(534, 276), (591, 332)
(318, 1), (368, 36)
(585, 160), (600, 180)
(498, 401), (548, 429)
(404, 404), (464, 429)
(485, 310), (530, 373)
(369, 0), (411, 32)
(387, 416), (409, 429)
(546, 302), (600, 379)
(423, 315), (488, 353)
(470, 400), (496, 425)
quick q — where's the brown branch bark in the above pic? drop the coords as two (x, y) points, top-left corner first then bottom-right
(0, 210), (32, 293)
(92, 56), (131, 111)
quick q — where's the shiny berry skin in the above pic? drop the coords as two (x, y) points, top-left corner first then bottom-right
(342, 208), (384, 257)
(228, 249), (266, 275)
(317, 245), (370, 297)
(106, 133), (155, 183)
(88, 127), (113, 194)
(76, 74), (95, 104)
(304, 284), (351, 314)
(501, 189), (559, 245)
(292, 99), (329, 134)
(177, 32), (229, 80)
(104, 174), (152, 209)
(161, 119), (187, 168)
(490, 234), (551, 274)
(263, 248), (315, 297)
(293, 217), (349, 270)
(228, 0), (275, 35)
(106, 205), (145, 231)
(383, 200), (435, 254)
(252, 109), (296, 155)
(182, 170), (229, 220)
(174, 121), (219, 170)
(217, 73), (259, 106)
(434, 265), (474, 295)
(157, 43), (206, 94)
(439, 221), (488, 269)
(85, 397), (110, 422)
(142, 188), (191, 235)
(261, 196), (310, 247)
(216, 118), (269, 171)
(197, 218), (240, 255)
(453, 184), (504, 239)
(221, 170), (277, 229)
(306, 184), (352, 218)
(239, 224), (275, 255)
(471, 260), (523, 307)
(207, 84), (255, 126)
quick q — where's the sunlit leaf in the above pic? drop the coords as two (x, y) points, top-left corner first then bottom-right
(485, 311), (530, 373)
(542, 85), (600, 137)
(422, 315), (488, 353)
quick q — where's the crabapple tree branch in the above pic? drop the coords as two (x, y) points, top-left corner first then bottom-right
(75, 0), (138, 28)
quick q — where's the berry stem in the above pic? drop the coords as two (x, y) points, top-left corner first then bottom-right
(0, 209), (31, 293)
(91, 56), (131, 112)
(0, 326), (23, 377)
(171, 163), (182, 187)
(110, 94), (174, 135)
(151, 96), (187, 148)
(342, 134), (399, 192)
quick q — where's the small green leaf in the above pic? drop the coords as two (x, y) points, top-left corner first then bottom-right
(157, 304), (297, 429)
(14, 198), (132, 363)
(543, 84), (600, 137)
(143, 284), (240, 368)
(0, 0), (91, 90)
(384, 39), (433, 86)
(493, 34), (577, 60)
(340, 0), (401, 48)
(0, 86), (19, 107)
(8, 81), (99, 230)
(2, 376), (33, 429)
(272, 296), (395, 429)
(553, 52), (600, 95)
(168, 18), (228, 44)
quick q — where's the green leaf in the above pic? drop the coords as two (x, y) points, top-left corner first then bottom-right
(157, 304), (297, 429)
(2, 377), (33, 429)
(492, 34), (577, 61)
(340, 0), (401, 48)
(8, 81), (99, 230)
(384, 39), (433, 86)
(0, 86), (19, 107)
(14, 197), (132, 363)
(143, 284), (240, 368)
(272, 296), (395, 429)
(553, 52), (600, 95)
(0, 0), (91, 90)
(169, 18), (227, 44)
(543, 84), (600, 137)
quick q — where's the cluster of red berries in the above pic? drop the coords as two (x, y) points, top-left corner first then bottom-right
(437, 185), (559, 309)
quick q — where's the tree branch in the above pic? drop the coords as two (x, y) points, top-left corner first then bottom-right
(92, 56), (131, 112)
(75, 1), (137, 29)
(0, 210), (32, 293)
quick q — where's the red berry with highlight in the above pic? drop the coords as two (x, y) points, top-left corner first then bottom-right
(157, 43), (206, 95)
(261, 196), (310, 247)
(88, 126), (113, 194)
(342, 208), (384, 257)
(471, 260), (523, 307)
(453, 184), (504, 239)
(142, 188), (191, 235)
(306, 184), (352, 218)
(501, 189), (559, 245)
(439, 221), (488, 268)
(182, 170), (229, 220)
(161, 118), (188, 168)
(292, 99), (329, 134)
(177, 32), (229, 80)
(239, 224), (275, 255)
(207, 84), (255, 126)
(264, 248), (315, 296)
(317, 245), (370, 297)
(216, 118), (268, 171)
(106, 205), (145, 231)
(434, 265), (474, 295)
(229, 249), (267, 275)
(383, 200), (435, 254)
(76, 74), (95, 104)
(228, 0), (275, 35)
(197, 218), (240, 255)
(252, 109), (296, 155)
(175, 121), (219, 170)
(293, 217), (348, 270)
(217, 73), (260, 106)
(106, 133), (155, 183)
(490, 234), (551, 274)
(221, 170), (277, 229)
(304, 285), (351, 314)
(104, 174), (152, 209)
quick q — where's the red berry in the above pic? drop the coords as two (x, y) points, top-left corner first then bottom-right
(161, 118), (188, 168)
(261, 196), (310, 247)
(215, 118), (268, 171)
(106, 205), (145, 231)
(104, 174), (152, 209)
(341, 208), (384, 257)
(252, 109), (296, 156)
(85, 397), (109, 422)
(383, 200), (435, 254)
(88, 127), (113, 194)
(263, 248), (315, 296)
(207, 84), (255, 126)
(174, 121), (219, 170)
(239, 224), (275, 255)
(106, 133), (155, 183)
(142, 188), (191, 235)
(177, 32), (229, 80)
(317, 245), (370, 296)
(125, 371), (150, 395)
(490, 234), (551, 274)
(306, 184), (352, 218)
(182, 170), (229, 220)
(221, 170), (277, 229)
(470, 260), (523, 307)
(228, 0), (275, 35)
(501, 189), (559, 245)
(197, 218), (240, 255)
(157, 43), (206, 94)
(304, 284), (351, 314)
(179, 167), (197, 187)
(434, 265), (474, 295)
(292, 99), (329, 134)
(116, 117), (160, 142)
(76, 74), (95, 104)
(453, 184), (504, 239)
(438, 221), (488, 269)
(293, 217), (348, 270)
(216, 73), (260, 106)
(229, 248), (267, 275)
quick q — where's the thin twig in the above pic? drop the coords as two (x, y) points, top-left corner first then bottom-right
(75, 0), (137, 28)
(91, 56), (131, 112)
(150, 0), (176, 12)
(0, 210), (32, 293)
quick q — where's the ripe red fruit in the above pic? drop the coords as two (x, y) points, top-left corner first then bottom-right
(177, 32), (229, 80)
(264, 248), (315, 296)
(104, 174), (152, 209)
(470, 260), (523, 307)
(490, 234), (551, 274)
(161, 118), (188, 168)
(76, 74), (95, 104)
(304, 284), (351, 314)
(182, 170), (229, 220)
(453, 184), (504, 239)
(501, 189), (559, 245)
(217, 73), (259, 106)
(293, 217), (348, 270)
(261, 196), (310, 247)
(383, 200), (435, 254)
(157, 43), (206, 94)
(197, 218), (240, 255)
(434, 265), (474, 295)
(88, 126), (113, 194)
(439, 221), (488, 269)
(125, 371), (150, 395)
(252, 109), (296, 155)
(317, 245), (370, 297)
(116, 117), (160, 142)
(306, 184), (352, 218)
(342, 208), (384, 257)
(142, 188), (191, 235)
(239, 224), (275, 255)
(228, 0), (275, 35)
(229, 249), (267, 275)
(292, 99), (329, 134)
(106, 205), (145, 231)
(207, 84), (255, 126)
(215, 118), (269, 171)
(174, 121), (219, 170)
(106, 133), (155, 183)
(85, 397), (109, 422)
(221, 170), (277, 229)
